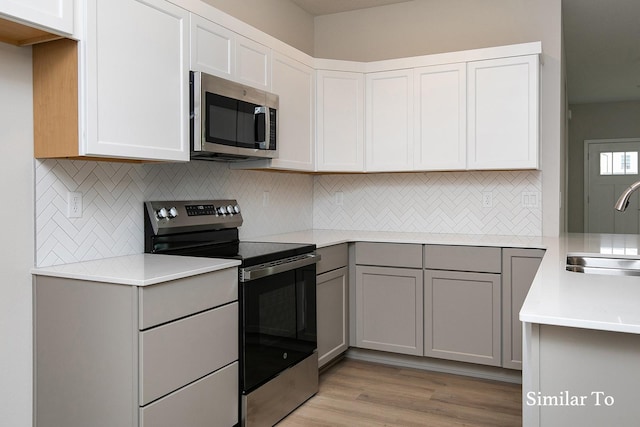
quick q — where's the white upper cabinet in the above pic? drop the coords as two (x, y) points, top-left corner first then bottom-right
(414, 63), (467, 170)
(190, 14), (234, 79)
(190, 14), (270, 90)
(235, 35), (270, 90)
(270, 51), (315, 171)
(365, 69), (414, 172)
(467, 55), (539, 170)
(0, 0), (74, 35)
(316, 70), (364, 172)
(83, 0), (190, 161)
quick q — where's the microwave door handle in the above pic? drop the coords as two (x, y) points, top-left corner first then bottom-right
(254, 106), (268, 149)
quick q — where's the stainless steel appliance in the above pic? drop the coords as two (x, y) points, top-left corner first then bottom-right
(144, 200), (319, 427)
(190, 72), (278, 161)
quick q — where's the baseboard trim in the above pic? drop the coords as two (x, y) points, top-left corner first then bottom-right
(345, 348), (522, 384)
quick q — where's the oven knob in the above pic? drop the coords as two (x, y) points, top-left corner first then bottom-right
(233, 205), (240, 214)
(168, 207), (178, 218)
(226, 205), (234, 215)
(156, 207), (169, 219)
(217, 206), (227, 215)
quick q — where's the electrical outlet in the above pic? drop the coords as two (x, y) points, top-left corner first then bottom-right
(482, 192), (493, 208)
(67, 191), (82, 218)
(522, 191), (539, 208)
(335, 191), (344, 206)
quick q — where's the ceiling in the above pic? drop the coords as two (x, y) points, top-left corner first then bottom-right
(289, 0), (411, 16)
(563, 0), (640, 104)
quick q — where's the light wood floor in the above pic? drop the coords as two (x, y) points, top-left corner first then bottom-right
(277, 358), (522, 427)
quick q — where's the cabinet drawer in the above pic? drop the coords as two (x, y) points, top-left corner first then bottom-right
(140, 361), (238, 427)
(139, 267), (237, 330)
(424, 245), (501, 273)
(355, 242), (422, 268)
(316, 244), (348, 274)
(139, 302), (238, 406)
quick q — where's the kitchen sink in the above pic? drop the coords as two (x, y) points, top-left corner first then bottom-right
(566, 254), (640, 276)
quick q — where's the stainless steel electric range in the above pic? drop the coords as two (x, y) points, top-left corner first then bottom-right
(144, 200), (319, 427)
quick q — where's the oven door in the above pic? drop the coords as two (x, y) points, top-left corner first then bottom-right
(240, 256), (317, 393)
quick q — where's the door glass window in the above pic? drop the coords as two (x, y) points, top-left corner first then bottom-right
(600, 151), (638, 175)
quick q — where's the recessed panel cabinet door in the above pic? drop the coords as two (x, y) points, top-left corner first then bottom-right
(424, 269), (501, 366)
(317, 266), (349, 368)
(365, 69), (414, 172)
(414, 63), (466, 170)
(189, 14), (234, 79)
(84, 0), (190, 161)
(270, 51), (315, 171)
(355, 265), (423, 356)
(316, 70), (364, 172)
(0, 0), (74, 34)
(467, 55), (539, 170)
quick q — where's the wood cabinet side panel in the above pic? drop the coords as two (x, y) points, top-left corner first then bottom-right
(32, 38), (79, 158)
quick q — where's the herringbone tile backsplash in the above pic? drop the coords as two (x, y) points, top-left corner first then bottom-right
(35, 159), (542, 267)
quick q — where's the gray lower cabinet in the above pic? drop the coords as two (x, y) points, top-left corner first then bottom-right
(502, 247), (544, 369)
(355, 242), (424, 356)
(316, 244), (349, 368)
(33, 268), (239, 427)
(424, 245), (502, 366)
(424, 269), (501, 366)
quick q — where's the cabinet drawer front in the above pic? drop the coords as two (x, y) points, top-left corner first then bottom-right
(424, 245), (501, 273)
(316, 244), (348, 274)
(140, 361), (238, 427)
(139, 268), (237, 330)
(139, 302), (238, 405)
(355, 242), (422, 268)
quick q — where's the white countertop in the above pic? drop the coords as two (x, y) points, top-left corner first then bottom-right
(32, 254), (240, 286)
(253, 229), (546, 249)
(254, 229), (640, 334)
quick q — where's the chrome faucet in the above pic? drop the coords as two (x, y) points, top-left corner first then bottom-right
(614, 180), (640, 211)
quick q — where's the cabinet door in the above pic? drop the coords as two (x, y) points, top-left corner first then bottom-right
(236, 35), (270, 90)
(502, 248), (544, 369)
(84, 0), (189, 161)
(317, 266), (349, 368)
(189, 14), (234, 79)
(270, 52), (315, 170)
(0, 0), (74, 34)
(467, 55), (539, 170)
(355, 265), (423, 356)
(365, 69), (414, 171)
(414, 63), (466, 170)
(424, 269), (501, 366)
(316, 70), (364, 172)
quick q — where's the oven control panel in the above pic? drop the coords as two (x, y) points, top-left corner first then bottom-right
(144, 200), (243, 235)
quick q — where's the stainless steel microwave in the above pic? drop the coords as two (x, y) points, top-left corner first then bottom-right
(190, 71), (278, 161)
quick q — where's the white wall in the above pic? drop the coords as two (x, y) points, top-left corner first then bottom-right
(0, 43), (34, 427)
(199, 0), (315, 55)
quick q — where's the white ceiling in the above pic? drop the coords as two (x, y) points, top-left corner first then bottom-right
(290, 0), (411, 16)
(563, 0), (640, 104)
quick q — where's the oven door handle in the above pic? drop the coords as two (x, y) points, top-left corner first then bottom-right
(240, 253), (320, 282)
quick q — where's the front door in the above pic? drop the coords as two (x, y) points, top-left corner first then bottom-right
(585, 139), (640, 233)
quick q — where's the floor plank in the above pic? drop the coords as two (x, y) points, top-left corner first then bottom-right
(277, 358), (522, 427)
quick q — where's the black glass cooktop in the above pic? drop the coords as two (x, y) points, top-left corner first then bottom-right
(237, 241), (316, 267)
